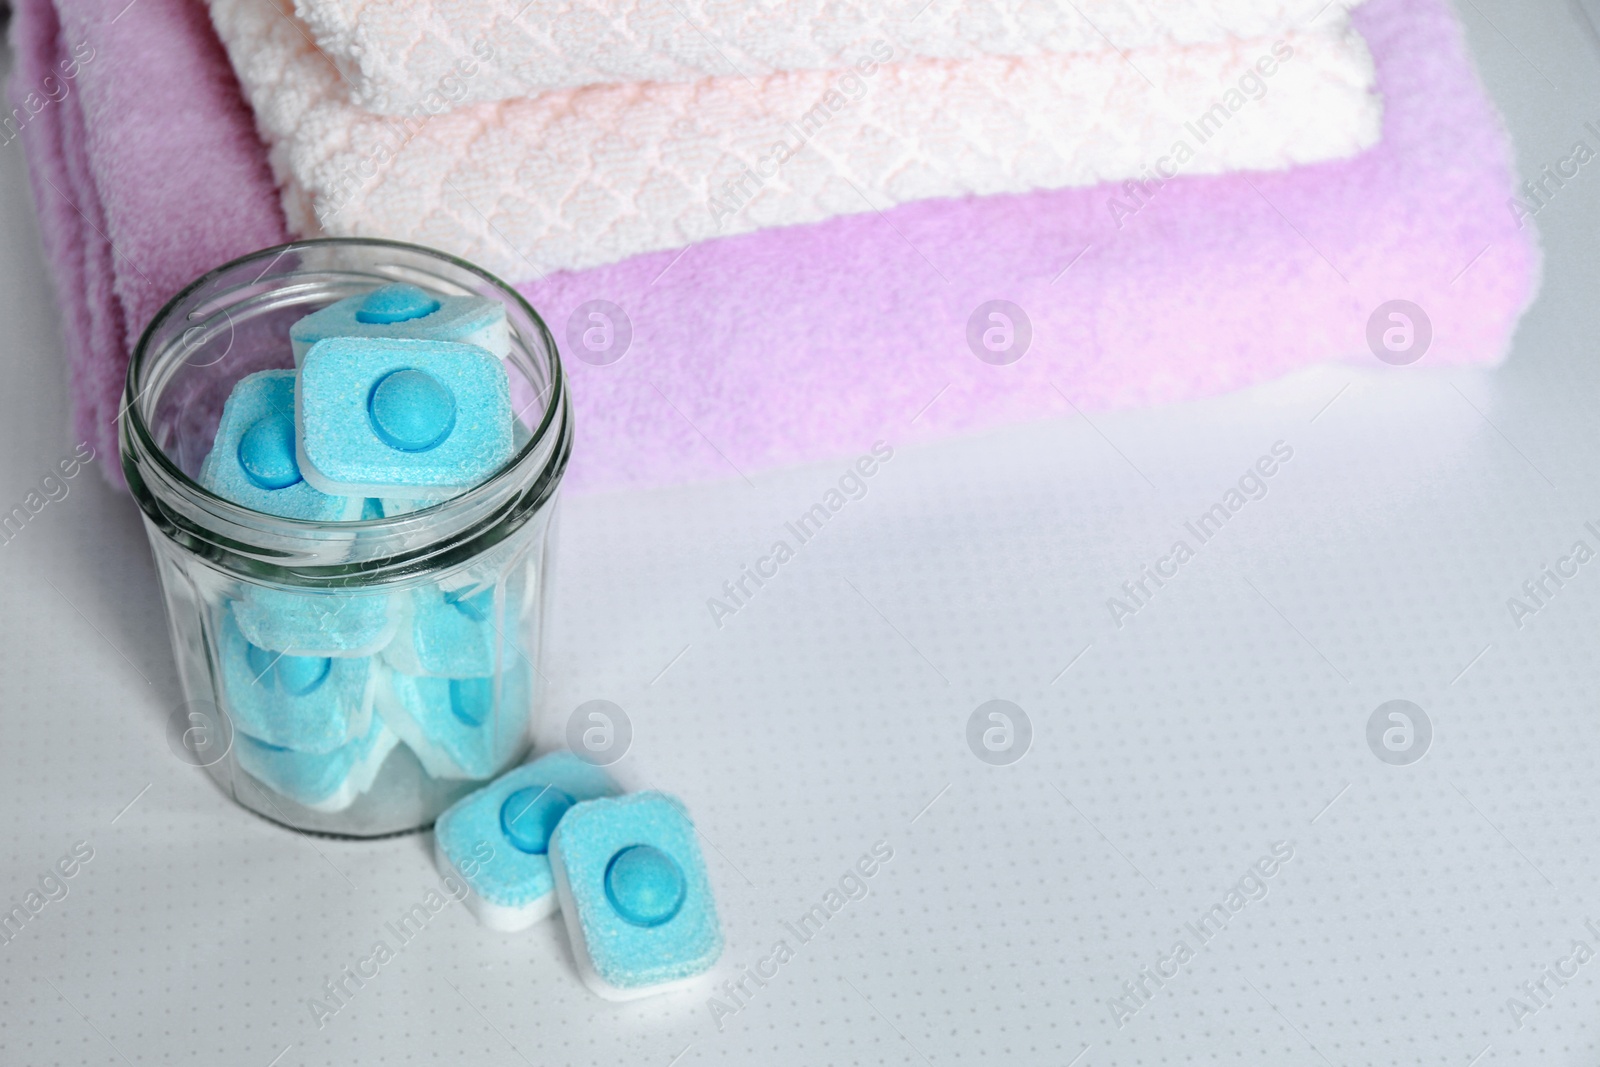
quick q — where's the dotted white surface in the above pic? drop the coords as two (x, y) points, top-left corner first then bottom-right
(5, 3), (1600, 1064)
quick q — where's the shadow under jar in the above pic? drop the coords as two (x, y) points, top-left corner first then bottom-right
(120, 239), (571, 836)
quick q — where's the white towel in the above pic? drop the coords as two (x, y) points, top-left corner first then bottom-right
(211, 0), (1381, 283)
(293, 0), (1363, 114)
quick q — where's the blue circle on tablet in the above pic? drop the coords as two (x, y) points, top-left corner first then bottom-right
(604, 845), (686, 927)
(367, 369), (456, 452)
(237, 413), (303, 490)
(448, 677), (493, 727)
(356, 283), (441, 324)
(244, 643), (275, 684)
(275, 653), (332, 696)
(245, 644), (330, 696)
(499, 786), (576, 854)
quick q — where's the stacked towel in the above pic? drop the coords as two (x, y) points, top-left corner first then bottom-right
(217, 0), (1383, 280)
(300, 0), (1364, 111)
(7, 0), (1541, 495)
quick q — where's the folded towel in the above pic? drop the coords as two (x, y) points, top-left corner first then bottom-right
(294, 0), (1365, 114)
(9, 0), (1539, 498)
(213, 0), (1382, 282)
(6, 0), (287, 469)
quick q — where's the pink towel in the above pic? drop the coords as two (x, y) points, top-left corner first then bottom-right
(9, 0), (1538, 495)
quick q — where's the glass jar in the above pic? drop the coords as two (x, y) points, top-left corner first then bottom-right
(120, 239), (571, 837)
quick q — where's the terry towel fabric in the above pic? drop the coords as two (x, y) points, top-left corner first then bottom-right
(292, 0), (1366, 113)
(8, 0), (1540, 496)
(6, 0), (288, 472)
(213, 0), (1383, 281)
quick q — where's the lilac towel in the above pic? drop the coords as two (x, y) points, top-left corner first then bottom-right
(9, 0), (1537, 496)
(6, 0), (287, 473)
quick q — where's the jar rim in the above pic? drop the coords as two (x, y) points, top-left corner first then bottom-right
(120, 237), (571, 585)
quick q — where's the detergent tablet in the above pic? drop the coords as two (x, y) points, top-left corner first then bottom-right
(234, 712), (399, 813)
(376, 663), (529, 780)
(219, 607), (376, 753)
(231, 586), (396, 658)
(433, 753), (620, 931)
(200, 371), (362, 521)
(384, 583), (503, 678)
(297, 337), (514, 499)
(289, 283), (509, 363)
(549, 792), (723, 1000)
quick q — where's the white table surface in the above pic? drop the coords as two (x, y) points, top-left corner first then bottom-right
(6, 3), (1600, 1064)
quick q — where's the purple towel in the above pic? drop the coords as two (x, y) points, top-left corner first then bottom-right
(8, 0), (1538, 496)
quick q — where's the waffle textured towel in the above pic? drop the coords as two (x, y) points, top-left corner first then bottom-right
(212, 0), (1383, 281)
(290, 0), (1366, 113)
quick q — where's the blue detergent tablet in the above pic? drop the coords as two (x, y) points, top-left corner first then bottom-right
(234, 710), (399, 813)
(376, 661), (528, 780)
(297, 337), (515, 499)
(384, 583), (508, 678)
(220, 608), (375, 753)
(432, 753), (620, 931)
(549, 792), (723, 1000)
(290, 285), (509, 364)
(232, 586), (396, 658)
(200, 371), (362, 521)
